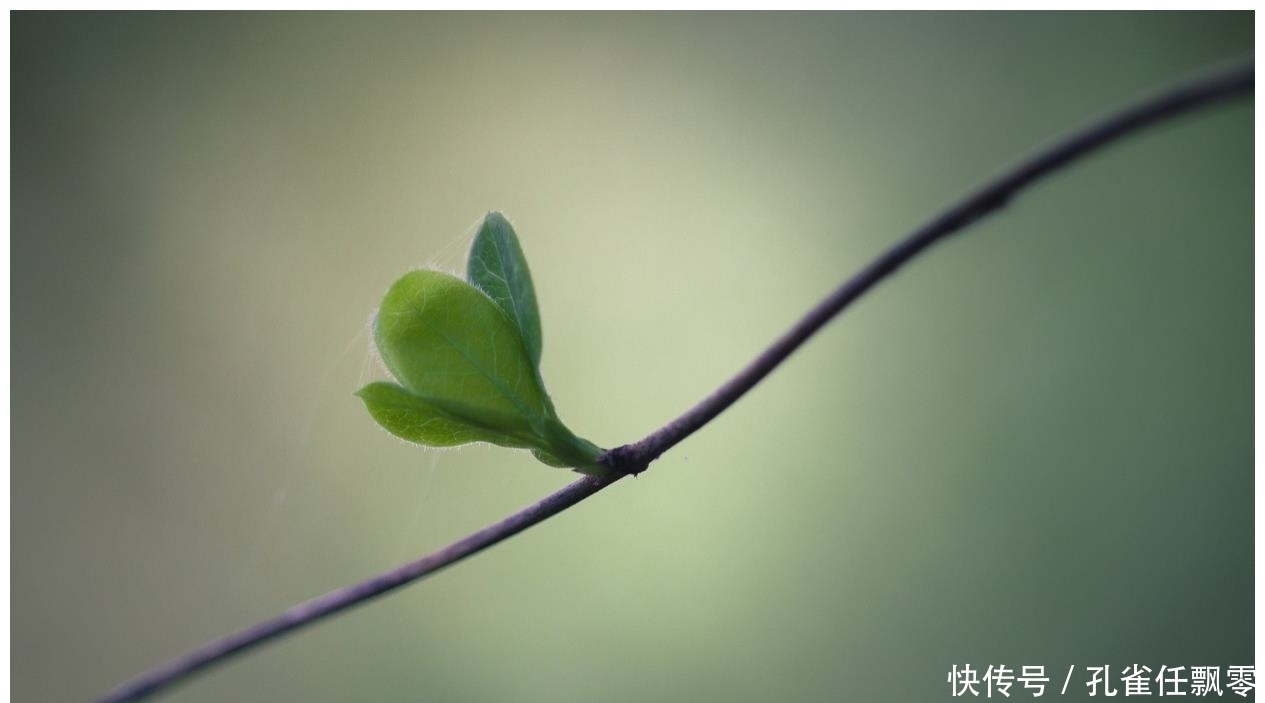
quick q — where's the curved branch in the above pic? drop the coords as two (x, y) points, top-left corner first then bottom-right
(602, 60), (1254, 474)
(92, 474), (621, 703)
(91, 60), (1253, 703)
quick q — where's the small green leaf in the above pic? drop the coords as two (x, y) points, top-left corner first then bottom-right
(371, 269), (550, 435)
(467, 212), (544, 369)
(356, 381), (533, 449)
(359, 267), (607, 475)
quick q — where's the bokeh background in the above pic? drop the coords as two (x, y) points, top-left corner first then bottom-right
(13, 12), (1253, 703)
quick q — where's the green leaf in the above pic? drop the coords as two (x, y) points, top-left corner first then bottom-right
(371, 269), (550, 436)
(359, 267), (608, 475)
(467, 212), (544, 368)
(356, 381), (533, 449)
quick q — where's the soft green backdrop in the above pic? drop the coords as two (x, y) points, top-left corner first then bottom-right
(13, 12), (1252, 703)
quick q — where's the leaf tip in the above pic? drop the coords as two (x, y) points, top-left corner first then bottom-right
(482, 210), (510, 227)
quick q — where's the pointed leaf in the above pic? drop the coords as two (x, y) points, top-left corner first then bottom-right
(373, 270), (549, 438)
(361, 253), (609, 475)
(467, 212), (544, 368)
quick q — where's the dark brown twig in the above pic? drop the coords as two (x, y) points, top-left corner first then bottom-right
(602, 60), (1254, 474)
(92, 60), (1252, 703)
(94, 474), (621, 703)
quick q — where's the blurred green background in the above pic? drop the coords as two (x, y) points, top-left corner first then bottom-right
(13, 12), (1252, 703)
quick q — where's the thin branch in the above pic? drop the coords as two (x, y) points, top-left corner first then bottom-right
(602, 59), (1254, 474)
(93, 474), (622, 703)
(92, 60), (1252, 703)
